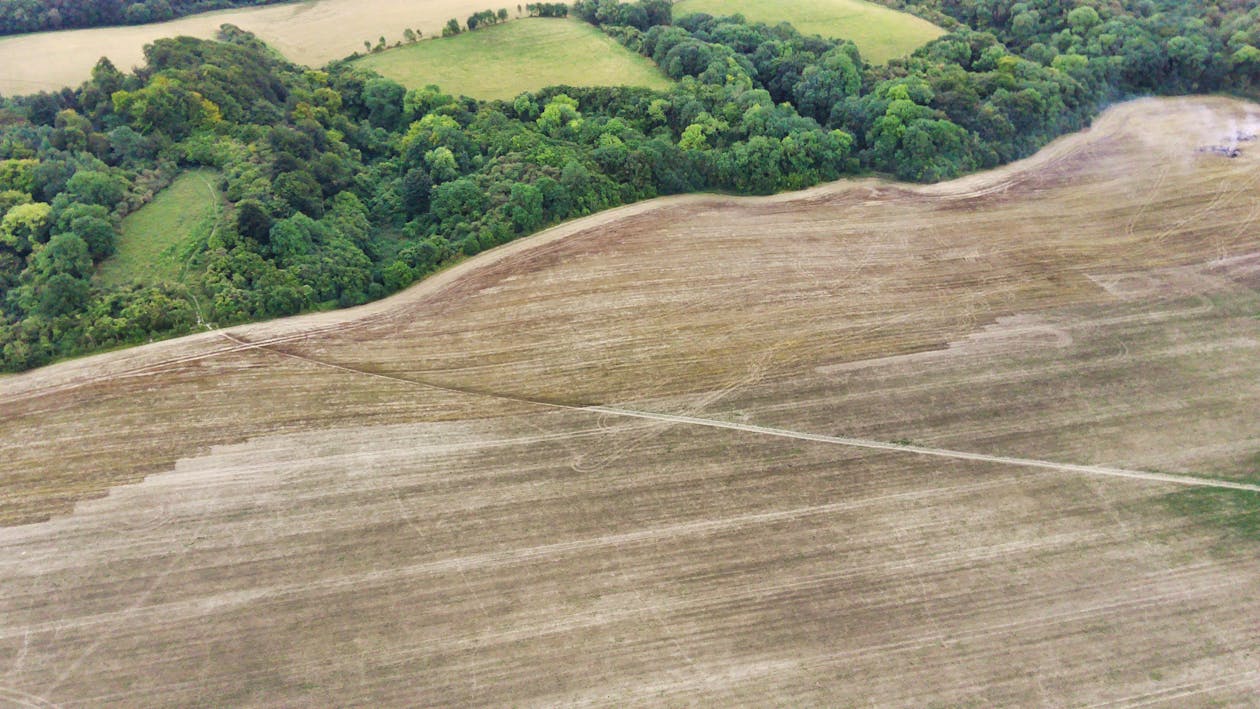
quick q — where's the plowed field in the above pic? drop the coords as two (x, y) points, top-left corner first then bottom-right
(2, 96), (1259, 705)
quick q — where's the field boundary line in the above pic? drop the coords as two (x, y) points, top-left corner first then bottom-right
(0, 193), (707, 406)
(219, 331), (1260, 495)
(583, 406), (1260, 493)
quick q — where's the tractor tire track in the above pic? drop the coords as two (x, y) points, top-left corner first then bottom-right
(224, 331), (1260, 495)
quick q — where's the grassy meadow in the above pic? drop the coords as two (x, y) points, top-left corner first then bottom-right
(97, 169), (221, 287)
(354, 18), (673, 101)
(673, 0), (946, 64)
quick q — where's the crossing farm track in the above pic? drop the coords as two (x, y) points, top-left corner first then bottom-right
(3, 96), (1260, 705)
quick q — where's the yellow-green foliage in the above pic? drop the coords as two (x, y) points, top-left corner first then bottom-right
(97, 169), (221, 287)
(674, 0), (946, 64)
(354, 18), (673, 101)
(0, 159), (38, 193)
(0, 201), (50, 252)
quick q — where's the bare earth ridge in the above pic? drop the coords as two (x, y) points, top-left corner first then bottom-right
(2, 96), (1260, 705)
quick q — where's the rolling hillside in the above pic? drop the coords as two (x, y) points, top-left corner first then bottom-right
(2, 97), (1260, 705)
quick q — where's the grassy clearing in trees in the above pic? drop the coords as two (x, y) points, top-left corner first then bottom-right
(672, 0), (945, 64)
(97, 169), (222, 287)
(353, 18), (673, 101)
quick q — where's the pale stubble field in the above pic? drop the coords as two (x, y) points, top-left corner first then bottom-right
(1, 96), (1259, 705)
(0, 0), (518, 96)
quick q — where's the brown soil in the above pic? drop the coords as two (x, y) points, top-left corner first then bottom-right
(2, 96), (1259, 705)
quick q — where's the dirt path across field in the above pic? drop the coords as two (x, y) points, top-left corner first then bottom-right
(221, 330), (1260, 495)
(582, 407), (1260, 493)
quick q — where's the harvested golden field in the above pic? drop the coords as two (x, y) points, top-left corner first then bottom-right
(3, 96), (1260, 705)
(0, 0), (517, 96)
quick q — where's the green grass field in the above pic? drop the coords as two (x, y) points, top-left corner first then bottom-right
(1164, 459), (1260, 544)
(674, 0), (946, 64)
(354, 18), (673, 101)
(97, 169), (221, 287)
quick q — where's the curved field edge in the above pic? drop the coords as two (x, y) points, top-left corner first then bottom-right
(353, 18), (673, 101)
(2, 96), (1259, 520)
(0, 188), (695, 400)
(2, 94), (1255, 396)
(672, 0), (946, 64)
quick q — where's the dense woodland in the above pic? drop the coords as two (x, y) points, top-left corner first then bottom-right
(0, 0), (290, 34)
(0, 0), (1258, 370)
(878, 0), (1260, 94)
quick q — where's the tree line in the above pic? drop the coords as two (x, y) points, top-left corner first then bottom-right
(525, 3), (570, 18)
(0, 0), (1257, 370)
(874, 0), (1260, 95)
(440, 8), (514, 38)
